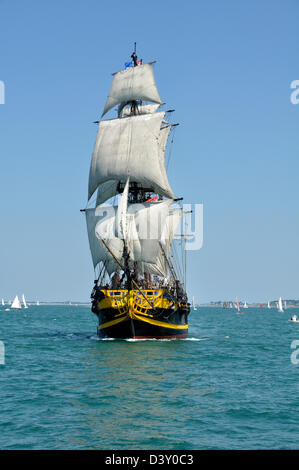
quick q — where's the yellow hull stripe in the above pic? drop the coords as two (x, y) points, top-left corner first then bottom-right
(132, 313), (188, 330)
(99, 315), (129, 330)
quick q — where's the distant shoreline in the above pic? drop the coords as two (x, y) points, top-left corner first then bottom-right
(17, 302), (299, 308)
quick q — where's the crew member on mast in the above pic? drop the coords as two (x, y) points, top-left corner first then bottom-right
(131, 51), (138, 67)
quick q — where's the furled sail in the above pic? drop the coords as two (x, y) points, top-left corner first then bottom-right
(102, 63), (162, 117)
(88, 112), (174, 201)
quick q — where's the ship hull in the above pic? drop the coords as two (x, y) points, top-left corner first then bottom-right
(92, 289), (190, 339)
(97, 308), (189, 339)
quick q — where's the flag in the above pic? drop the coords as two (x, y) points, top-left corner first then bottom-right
(145, 195), (158, 203)
(124, 61), (133, 69)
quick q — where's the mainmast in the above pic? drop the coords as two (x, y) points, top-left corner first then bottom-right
(129, 42), (140, 116)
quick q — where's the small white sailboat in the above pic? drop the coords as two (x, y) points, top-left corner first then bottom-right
(192, 296), (197, 311)
(22, 294), (28, 309)
(11, 295), (22, 310)
(236, 296), (243, 314)
(290, 315), (299, 323)
(36, 301), (40, 306)
(1, 298), (4, 306)
(278, 297), (284, 313)
(284, 300), (287, 310)
(243, 301), (248, 309)
(267, 301), (271, 309)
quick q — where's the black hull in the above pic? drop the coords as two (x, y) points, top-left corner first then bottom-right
(97, 307), (189, 339)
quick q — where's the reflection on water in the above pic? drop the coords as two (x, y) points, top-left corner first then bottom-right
(63, 339), (214, 449)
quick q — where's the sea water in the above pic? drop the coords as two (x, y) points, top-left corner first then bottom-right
(0, 305), (299, 450)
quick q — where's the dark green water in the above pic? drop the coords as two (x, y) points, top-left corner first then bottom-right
(0, 305), (299, 449)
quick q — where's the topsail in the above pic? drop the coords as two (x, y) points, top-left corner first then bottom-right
(88, 112), (174, 202)
(102, 63), (162, 117)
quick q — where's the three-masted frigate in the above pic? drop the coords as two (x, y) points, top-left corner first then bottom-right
(84, 49), (190, 338)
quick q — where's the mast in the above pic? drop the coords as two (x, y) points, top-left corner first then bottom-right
(85, 48), (186, 293)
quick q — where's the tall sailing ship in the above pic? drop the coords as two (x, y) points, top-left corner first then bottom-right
(83, 48), (190, 339)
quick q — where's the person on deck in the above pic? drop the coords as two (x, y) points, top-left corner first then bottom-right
(111, 272), (121, 289)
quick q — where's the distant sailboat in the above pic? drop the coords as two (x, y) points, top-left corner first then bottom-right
(278, 297), (284, 313)
(11, 295), (22, 310)
(192, 297), (197, 311)
(243, 301), (248, 309)
(267, 301), (271, 309)
(290, 314), (299, 323)
(36, 301), (40, 306)
(22, 294), (28, 309)
(236, 297), (243, 314)
(284, 300), (287, 310)
(1, 298), (4, 306)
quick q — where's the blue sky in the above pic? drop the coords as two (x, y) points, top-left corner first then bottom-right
(0, 0), (298, 303)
